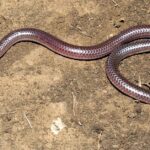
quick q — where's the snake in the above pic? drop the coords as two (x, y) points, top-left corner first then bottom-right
(0, 25), (150, 103)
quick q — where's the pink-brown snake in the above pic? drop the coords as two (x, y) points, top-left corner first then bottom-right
(0, 25), (150, 103)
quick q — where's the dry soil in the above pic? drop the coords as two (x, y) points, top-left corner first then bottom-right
(0, 0), (150, 150)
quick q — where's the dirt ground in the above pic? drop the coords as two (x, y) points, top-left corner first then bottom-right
(0, 0), (150, 149)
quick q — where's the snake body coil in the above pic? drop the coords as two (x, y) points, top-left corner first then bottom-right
(0, 25), (150, 103)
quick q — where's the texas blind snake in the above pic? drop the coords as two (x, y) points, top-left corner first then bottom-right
(0, 25), (150, 103)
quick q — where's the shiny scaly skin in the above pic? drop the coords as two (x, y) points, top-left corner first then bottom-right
(0, 25), (150, 103)
(106, 41), (150, 103)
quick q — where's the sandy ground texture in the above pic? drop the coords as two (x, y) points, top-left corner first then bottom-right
(0, 0), (150, 149)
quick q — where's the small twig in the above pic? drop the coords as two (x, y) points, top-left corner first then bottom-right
(0, 111), (16, 116)
(72, 92), (78, 117)
(138, 76), (150, 89)
(112, 0), (119, 7)
(70, 25), (92, 38)
(138, 75), (142, 87)
(72, 92), (83, 126)
(23, 112), (33, 128)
